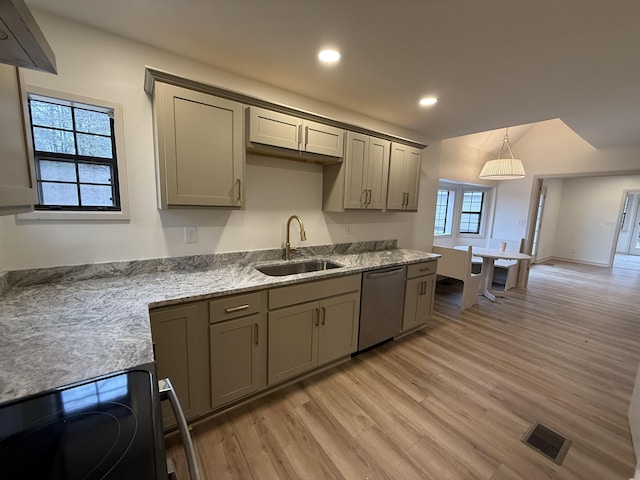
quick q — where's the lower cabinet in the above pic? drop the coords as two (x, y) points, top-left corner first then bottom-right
(267, 275), (361, 386)
(402, 261), (437, 332)
(149, 301), (210, 427)
(210, 313), (267, 408)
(208, 290), (267, 409)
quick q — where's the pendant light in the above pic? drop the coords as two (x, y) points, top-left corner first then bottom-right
(479, 128), (525, 180)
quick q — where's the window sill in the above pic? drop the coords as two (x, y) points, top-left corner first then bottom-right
(16, 209), (130, 222)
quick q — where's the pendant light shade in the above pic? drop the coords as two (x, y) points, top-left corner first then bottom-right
(479, 129), (525, 180)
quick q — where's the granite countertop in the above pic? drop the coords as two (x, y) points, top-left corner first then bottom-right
(0, 244), (438, 405)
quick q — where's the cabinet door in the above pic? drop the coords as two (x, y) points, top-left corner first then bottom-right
(317, 292), (360, 365)
(302, 119), (344, 157)
(156, 83), (244, 208)
(249, 106), (301, 150)
(404, 147), (422, 211)
(150, 302), (210, 427)
(268, 301), (319, 385)
(0, 64), (36, 215)
(210, 313), (266, 408)
(343, 132), (369, 209)
(365, 137), (390, 210)
(386, 143), (422, 211)
(402, 275), (435, 332)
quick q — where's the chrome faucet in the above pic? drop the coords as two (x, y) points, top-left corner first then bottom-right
(285, 215), (307, 260)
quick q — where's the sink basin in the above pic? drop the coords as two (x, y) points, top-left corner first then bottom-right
(256, 259), (343, 276)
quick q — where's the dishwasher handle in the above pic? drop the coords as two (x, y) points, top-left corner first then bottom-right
(159, 378), (202, 480)
(365, 267), (405, 279)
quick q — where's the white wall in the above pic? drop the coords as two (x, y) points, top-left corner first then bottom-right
(0, 11), (437, 271)
(491, 119), (640, 244)
(551, 175), (640, 265)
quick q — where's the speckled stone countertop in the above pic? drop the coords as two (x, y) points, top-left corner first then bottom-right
(0, 242), (438, 405)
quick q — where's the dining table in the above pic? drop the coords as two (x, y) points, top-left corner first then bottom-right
(455, 246), (532, 301)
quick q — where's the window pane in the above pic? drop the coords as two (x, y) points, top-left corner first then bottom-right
(30, 100), (73, 130)
(80, 184), (114, 206)
(40, 182), (79, 206)
(33, 127), (76, 154)
(75, 109), (111, 135)
(434, 189), (450, 235)
(77, 133), (113, 158)
(39, 160), (77, 182)
(460, 213), (481, 234)
(79, 163), (112, 184)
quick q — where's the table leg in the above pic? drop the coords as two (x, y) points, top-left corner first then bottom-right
(480, 258), (496, 301)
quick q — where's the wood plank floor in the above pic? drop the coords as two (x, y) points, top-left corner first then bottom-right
(166, 260), (640, 479)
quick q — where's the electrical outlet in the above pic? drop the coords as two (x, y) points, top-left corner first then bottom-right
(184, 226), (197, 243)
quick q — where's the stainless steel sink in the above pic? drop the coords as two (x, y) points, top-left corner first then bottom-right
(256, 259), (343, 276)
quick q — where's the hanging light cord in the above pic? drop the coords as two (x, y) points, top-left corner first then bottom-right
(498, 127), (516, 160)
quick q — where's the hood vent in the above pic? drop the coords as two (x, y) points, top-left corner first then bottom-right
(0, 0), (56, 73)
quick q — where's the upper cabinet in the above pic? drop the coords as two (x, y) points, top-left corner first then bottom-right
(0, 0), (56, 73)
(248, 106), (344, 159)
(153, 82), (245, 208)
(386, 142), (422, 211)
(0, 64), (36, 216)
(323, 132), (390, 212)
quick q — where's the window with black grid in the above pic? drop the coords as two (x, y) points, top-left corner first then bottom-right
(28, 96), (120, 211)
(434, 189), (450, 235)
(459, 191), (485, 234)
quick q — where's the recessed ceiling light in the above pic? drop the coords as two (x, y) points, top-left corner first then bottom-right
(419, 96), (438, 107)
(318, 49), (341, 64)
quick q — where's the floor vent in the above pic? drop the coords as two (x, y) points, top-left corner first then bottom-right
(521, 421), (571, 465)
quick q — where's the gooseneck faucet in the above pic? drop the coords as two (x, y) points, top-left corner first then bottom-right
(285, 215), (307, 260)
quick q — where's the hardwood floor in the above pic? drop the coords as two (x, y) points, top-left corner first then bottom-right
(166, 261), (640, 479)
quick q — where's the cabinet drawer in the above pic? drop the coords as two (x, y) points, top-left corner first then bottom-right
(407, 260), (437, 279)
(269, 274), (361, 310)
(209, 291), (264, 323)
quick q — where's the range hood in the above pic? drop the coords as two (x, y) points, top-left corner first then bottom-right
(0, 0), (56, 73)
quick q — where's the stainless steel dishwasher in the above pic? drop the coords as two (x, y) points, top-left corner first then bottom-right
(358, 265), (406, 351)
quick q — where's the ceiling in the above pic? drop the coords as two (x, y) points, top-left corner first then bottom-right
(26, 0), (640, 150)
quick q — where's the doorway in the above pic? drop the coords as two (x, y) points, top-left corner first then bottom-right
(617, 191), (640, 256)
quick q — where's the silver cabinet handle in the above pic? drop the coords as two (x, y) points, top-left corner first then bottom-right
(159, 378), (202, 480)
(254, 323), (259, 345)
(236, 178), (242, 202)
(361, 189), (367, 206)
(298, 124), (303, 150)
(367, 189), (372, 205)
(314, 308), (320, 326)
(225, 304), (249, 313)
(321, 306), (326, 325)
(305, 125), (309, 148)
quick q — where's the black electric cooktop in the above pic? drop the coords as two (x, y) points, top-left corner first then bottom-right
(0, 368), (166, 480)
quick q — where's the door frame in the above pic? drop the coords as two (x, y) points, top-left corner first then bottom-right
(614, 189), (640, 257)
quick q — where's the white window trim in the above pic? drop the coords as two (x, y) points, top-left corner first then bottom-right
(17, 86), (130, 221)
(434, 187), (455, 237)
(435, 182), (493, 239)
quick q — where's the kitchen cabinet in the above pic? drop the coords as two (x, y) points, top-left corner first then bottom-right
(267, 275), (360, 385)
(402, 260), (437, 332)
(149, 301), (210, 427)
(0, 64), (37, 216)
(386, 142), (422, 211)
(248, 106), (344, 158)
(153, 82), (244, 208)
(323, 132), (390, 211)
(209, 291), (267, 408)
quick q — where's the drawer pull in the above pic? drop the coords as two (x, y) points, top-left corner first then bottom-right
(419, 267), (433, 272)
(225, 304), (250, 313)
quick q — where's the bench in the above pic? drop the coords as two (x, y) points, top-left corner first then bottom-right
(432, 245), (482, 310)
